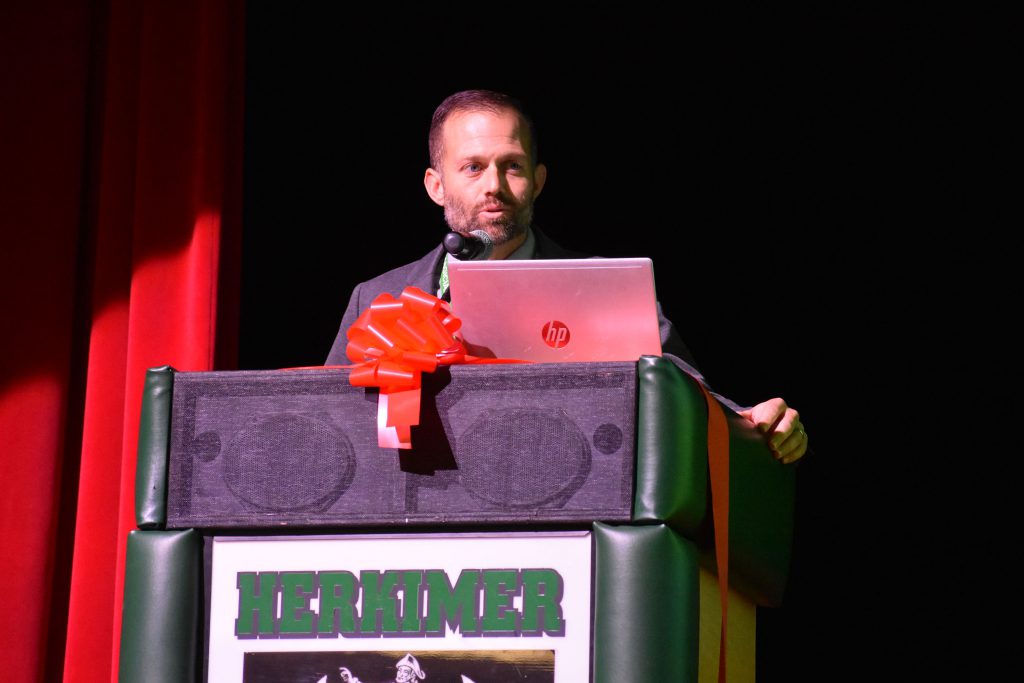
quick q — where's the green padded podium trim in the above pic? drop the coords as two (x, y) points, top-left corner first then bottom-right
(635, 356), (796, 608)
(634, 355), (708, 534)
(136, 365), (175, 528)
(723, 409), (796, 607)
(119, 529), (201, 683)
(592, 523), (699, 683)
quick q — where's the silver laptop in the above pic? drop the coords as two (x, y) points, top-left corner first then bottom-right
(446, 257), (663, 363)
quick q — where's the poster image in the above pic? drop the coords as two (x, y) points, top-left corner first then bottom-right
(242, 649), (554, 682)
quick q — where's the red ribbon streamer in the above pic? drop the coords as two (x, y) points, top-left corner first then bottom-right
(344, 286), (524, 449)
(695, 381), (731, 683)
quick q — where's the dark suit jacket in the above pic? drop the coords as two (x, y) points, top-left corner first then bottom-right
(324, 228), (744, 412)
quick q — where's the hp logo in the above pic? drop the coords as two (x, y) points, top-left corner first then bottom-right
(541, 320), (571, 349)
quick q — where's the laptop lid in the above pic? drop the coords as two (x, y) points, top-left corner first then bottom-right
(446, 257), (663, 363)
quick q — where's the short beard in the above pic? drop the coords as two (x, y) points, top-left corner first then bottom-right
(443, 197), (533, 247)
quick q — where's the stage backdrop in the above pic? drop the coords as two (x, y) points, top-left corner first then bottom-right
(0, 2), (244, 682)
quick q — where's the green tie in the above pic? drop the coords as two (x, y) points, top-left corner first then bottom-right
(437, 254), (450, 300)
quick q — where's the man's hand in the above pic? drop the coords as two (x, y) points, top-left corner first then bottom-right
(739, 398), (808, 464)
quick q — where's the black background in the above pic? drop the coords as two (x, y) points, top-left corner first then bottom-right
(240, 8), (1011, 679)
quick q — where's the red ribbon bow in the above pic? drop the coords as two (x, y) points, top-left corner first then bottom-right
(345, 286), (520, 449)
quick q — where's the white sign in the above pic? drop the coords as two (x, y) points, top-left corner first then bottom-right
(208, 531), (592, 682)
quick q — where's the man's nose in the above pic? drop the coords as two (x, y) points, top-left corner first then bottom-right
(483, 164), (507, 194)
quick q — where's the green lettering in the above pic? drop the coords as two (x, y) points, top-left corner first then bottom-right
(279, 572), (316, 634)
(424, 569), (480, 635)
(521, 569), (564, 635)
(359, 570), (401, 634)
(235, 571), (278, 637)
(399, 571), (424, 633)
(316, 571), (358, 636)
(481, 569), (520, 633)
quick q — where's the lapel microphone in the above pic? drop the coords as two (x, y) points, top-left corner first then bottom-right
(443, 230), (494, 260)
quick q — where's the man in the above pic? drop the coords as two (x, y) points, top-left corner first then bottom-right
(325, 89), (808, 464)
(338, 666), (362, 683)
(393, 653), (425, 682)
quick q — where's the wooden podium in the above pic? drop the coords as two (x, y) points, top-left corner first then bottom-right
(119, 356), (795, 682)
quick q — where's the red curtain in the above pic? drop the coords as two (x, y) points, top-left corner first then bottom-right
(0, 1), (244, 681)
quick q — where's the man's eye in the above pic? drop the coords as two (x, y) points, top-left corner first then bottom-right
(464, 163), (482, 172)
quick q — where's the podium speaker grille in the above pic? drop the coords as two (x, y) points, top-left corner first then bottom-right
(166, 362), (637, 529)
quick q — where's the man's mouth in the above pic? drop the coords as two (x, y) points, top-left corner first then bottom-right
(479, 204), (511, 218)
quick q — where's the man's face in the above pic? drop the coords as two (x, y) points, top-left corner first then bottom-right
(396, 666), (414, 682)
(425, 108), (547, 253)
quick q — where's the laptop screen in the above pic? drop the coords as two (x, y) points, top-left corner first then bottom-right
(446, 257), (663, 363)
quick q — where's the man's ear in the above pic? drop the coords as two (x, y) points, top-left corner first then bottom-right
(424, 167), (445, 207)
(532, 163), (548, 199)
